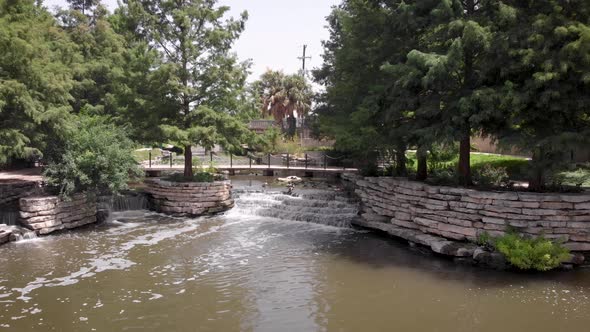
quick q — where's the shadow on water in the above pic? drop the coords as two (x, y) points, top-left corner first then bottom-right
(313, 228), (590, 289)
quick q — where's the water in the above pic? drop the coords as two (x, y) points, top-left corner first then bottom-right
(98, 194), (149, 212)
(1, 178), (590, 331)
(0, 211), (18, 226)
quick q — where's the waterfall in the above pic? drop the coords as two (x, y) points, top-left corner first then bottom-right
(231, 189), (359, 228)
(98, 193), (149, 213)
(0, 210), (18, 226)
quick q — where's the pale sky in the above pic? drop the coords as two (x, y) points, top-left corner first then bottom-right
(43, 0), (340, 82)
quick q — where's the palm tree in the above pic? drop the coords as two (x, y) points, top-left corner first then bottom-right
(255, 70), (312, 129)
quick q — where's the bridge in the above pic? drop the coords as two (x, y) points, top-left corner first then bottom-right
(143, 164), (358, 178)
(141, 152), (358, 177)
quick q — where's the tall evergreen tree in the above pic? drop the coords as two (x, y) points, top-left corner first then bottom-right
(124, 0), (252, 177)
(0, 0), (75, 165)
(492, 0), (590, 189)
(57, 1), (127, 117)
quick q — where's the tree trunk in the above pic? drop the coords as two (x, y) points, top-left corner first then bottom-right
(458, 132), (471, 186)
(416, 145), (428, 181)
(184, 145), (193, 178)
(395, 147), (407, 176)
(529, 147), (545, 191)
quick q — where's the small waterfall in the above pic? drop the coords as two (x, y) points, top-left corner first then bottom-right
(98, 193), (149, 212)
(232, 189), (359, 228)
(0, 210), (19, 226)
(97, 192), (150, 223)
(111, 194), (149, 212)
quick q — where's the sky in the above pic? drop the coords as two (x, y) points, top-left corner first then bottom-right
(43, 0), (340, 82)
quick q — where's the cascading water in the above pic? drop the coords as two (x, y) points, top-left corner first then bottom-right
(231, 189), (359, 228)
(0, 210), (18, 226)
(99, 193), (149, 212)
(0, 208), (38, 242)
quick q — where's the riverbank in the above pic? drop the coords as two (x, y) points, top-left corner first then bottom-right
(342, 173), (590, 269)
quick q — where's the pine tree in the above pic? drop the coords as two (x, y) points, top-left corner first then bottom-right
(0, 0), (75, 165)
(491, 0), (590, 189)
(125, 0), (252, 177)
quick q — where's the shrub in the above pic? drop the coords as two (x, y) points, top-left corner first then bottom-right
(166, 172), (224, 183)
(494, 233), (570, 271)
(473, 164), (510, 188)
(426, 167), (458, 186)
(44, 116), (141, 198)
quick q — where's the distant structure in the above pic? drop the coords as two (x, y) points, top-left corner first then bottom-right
(297, 45), (311, 77)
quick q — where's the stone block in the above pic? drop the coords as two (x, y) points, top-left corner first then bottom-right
(540, 202), (574, 210)
(438, 223), (477, 238)
(414, 217), (439, 228)
(565, 242), (590, 251)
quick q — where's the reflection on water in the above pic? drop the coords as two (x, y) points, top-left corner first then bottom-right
(1, 177), (590, 331)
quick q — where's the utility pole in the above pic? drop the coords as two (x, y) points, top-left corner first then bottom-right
(297, 45), (311, 77)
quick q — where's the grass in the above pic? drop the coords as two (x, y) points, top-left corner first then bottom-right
(406, 152), (529, 180)
(133, 148), (162, 162)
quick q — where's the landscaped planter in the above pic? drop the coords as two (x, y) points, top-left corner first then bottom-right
(342, 173), (590, 265)
(19, 192), (98, 235)
(144, 178), (233, 216)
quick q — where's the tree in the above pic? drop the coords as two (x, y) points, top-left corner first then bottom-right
(124, 0), (253, 177)
(43, 115), (141, 197)
(313, 1), (391, 173)
(255, 70), (313, 133)
(65, 0), (98, 16)
(490, 0), (590, 190)
(57, 1), (127, 117)
(0, 0), (75, 165)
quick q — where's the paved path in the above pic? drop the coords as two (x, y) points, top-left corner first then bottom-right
(143, 165), (358, 173)
(0, 168), (43, 183)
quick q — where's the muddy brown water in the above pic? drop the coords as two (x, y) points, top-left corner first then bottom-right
(1, 178), (590, 331)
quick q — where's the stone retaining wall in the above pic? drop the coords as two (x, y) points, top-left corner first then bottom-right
(145, 179), (233, 216)
(19, 193), (98, 235)
(342, 173), (590, 252)
(0, 180), (40, 206)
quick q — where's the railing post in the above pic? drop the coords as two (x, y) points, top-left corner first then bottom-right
(230, 153), (233, 168)
(249, 156), (252, 169)
(268, 153), (271, 169)
(287, 153), (289, 169)
(210, 151), (213, 163)
(149, 150), (152, 168)
(324, 153), (327, 170)
(305, 153), (308, 169)
(170, 152), (173, 168)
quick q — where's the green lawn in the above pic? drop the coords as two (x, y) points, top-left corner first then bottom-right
(133, 148), (162, 162)
(406, 152), (530, 180)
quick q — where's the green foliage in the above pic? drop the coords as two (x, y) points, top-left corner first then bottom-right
(476, 231), (494, 249)
(166, 172), (223, 183)
(428, 144), (459, 173)
(254, 70), (313, 126)
(43, 116), (141, 198)
(494, 233), (570, 271)
(119, 0), (253, 176)
(259, 127), (281, 153)
(314, 0), (590, 190)
(472, 164), (510, 188)
(0, 0), (75, 165)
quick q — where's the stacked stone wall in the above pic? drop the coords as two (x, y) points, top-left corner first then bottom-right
(19, 193), (98, 235)
(0, 180), (40, 206)
(145, 179), (233, 216)
(342, 174), (590, 252)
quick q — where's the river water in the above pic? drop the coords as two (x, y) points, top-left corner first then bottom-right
(2, 178), (590, 331)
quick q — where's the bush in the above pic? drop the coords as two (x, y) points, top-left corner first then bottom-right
(426, 167), (458, 186)
(166, 172), (224, 183)
(44, 116), (141, 198)
(473, 164), (510, 188)
(494, 233), (570, 271)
